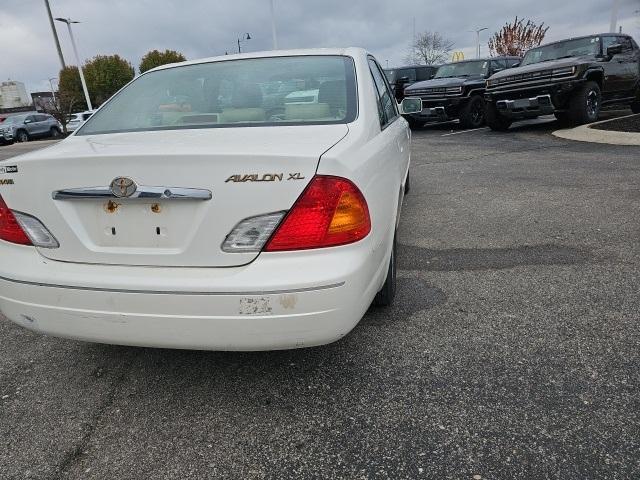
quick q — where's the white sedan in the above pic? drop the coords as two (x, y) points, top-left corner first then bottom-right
(0, 48), (421, 350)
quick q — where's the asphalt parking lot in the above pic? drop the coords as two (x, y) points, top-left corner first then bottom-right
(1, 118), (639, 480)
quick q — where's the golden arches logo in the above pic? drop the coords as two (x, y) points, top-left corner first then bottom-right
(452, 51), (465, 62)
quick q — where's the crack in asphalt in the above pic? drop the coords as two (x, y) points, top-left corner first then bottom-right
(49, 351), (139, 480)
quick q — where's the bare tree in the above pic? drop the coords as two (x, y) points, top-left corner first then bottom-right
(42, 91), (77, 134)
(405, 31), (455, 65)
(488, 17), (549, 57)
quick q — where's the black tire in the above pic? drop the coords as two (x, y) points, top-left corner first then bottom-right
(406, 117), (424, 130)
(459, 95), (486, 129)
(404, 170), (410, 195)
(15, 130), (29, 143)
(631, 101), (640, 114)
(567, 81), (601, 125)
(554, 111), (571, 126)
(485, 102), (512, 131)
(374, 235), (397, 307)
(49, 127), (61, 138)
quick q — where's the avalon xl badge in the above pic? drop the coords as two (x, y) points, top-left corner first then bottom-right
(110, 177), (137, 198)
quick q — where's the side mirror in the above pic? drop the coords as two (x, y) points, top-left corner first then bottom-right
(429, 74), (436, 79)
(398, 76), (411, 84)
(606, 44), (623, 57)
(400, 97), (422, 115)
(492, 68), (504, 74)
(511, 62), (520, 68)
(23, 119), (32, 124)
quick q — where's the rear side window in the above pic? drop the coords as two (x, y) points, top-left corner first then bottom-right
(618, 37), (633, 52)
(416, 67), (433, 81)
(491, 59), (507, 72)
(368, 58), (398, 128)
(398, 68), (417, 82)
(78, 55), (358, 135)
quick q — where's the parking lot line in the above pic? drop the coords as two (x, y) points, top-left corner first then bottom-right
(441, 127), (489, 137)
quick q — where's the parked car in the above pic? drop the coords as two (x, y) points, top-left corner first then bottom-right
(0, 113), (62, 143)
(485, 33), (640, 130)
(403, 56), (521, 129)
(66, 110), (94, 133)
(0, 48), (420, 351)
(384, 65), (439, 101)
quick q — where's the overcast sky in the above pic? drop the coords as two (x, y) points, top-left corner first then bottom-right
(1, 0), (639, 95)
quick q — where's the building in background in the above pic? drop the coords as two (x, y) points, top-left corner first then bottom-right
(31, 91), (56, 112)
(0, 81), (32, 109)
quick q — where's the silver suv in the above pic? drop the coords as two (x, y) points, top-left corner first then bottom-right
(0, 113), (62, 144)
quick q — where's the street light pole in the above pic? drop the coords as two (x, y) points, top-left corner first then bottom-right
(237, 33), (251, 54)
(610, 0), (620, 33)
(55, 17), (93, 111)
(471, 27), (488, 59)
(44, 0), (65, 69)
(48, 77), (58, 103)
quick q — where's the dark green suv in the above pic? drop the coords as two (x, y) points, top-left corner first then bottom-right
(484, 34), (640, 131)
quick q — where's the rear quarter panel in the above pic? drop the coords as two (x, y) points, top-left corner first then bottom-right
(316, 51), (410, 293)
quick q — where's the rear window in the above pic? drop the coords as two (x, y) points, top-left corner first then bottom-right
(78, 55), (357, 135)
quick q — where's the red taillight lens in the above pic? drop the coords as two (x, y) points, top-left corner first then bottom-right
(0, 195), (32, 245)
(265, 175), (371, 251)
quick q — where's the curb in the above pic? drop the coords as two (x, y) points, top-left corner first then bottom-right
(552, 114), (640, 146)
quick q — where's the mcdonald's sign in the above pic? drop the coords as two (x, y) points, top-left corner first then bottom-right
(452, 51), (465, 62)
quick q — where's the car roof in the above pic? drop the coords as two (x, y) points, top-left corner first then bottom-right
(533, 33), (632, 49)
(147, 47), (369, 73)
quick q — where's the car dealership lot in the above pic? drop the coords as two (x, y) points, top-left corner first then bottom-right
(1, 120), (639, 479)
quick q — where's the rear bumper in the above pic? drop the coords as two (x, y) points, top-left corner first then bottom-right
(495, 94), (555, 119)
(0, 238), (388, 350)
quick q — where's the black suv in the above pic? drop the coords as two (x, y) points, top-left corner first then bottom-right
(485, 34), (640, 131)
(384, 65), (439, 102)
(403, 57), (521, 129)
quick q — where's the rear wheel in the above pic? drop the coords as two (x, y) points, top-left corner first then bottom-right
(631, 101), (640, 114)
(567, 81), (601, 125)
(374, 235), (397, 307)
(15, 130), (29, 142)
(406, 117), (424, 130)
(49, 127), (61, 138)
(485, 102), (512, 131)
(459, 95), (486, 129)
(554, 111), (571, 126)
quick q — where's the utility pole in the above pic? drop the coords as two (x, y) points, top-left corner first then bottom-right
(610, 0), (620, 33)
(44, 0), (65, 69)
(270, 0), (278, 49)
(55, 18), (93, 111)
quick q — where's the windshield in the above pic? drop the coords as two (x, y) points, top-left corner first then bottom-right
(435, 61), (488, 78)
(522, 36), (601, 66)
(78, 55), (357, 135)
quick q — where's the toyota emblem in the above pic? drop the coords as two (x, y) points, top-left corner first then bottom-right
(110, 177), (137, 198)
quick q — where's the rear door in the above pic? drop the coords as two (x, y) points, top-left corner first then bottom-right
(367, 57), (409, 226)
(616, 36), (639, 94)
(602, 35), (628, 95)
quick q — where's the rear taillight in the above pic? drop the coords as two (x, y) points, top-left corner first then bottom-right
(0, 195), (58, 248)
(0, 195), (32, 245)
(264, 175), (371, 251)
